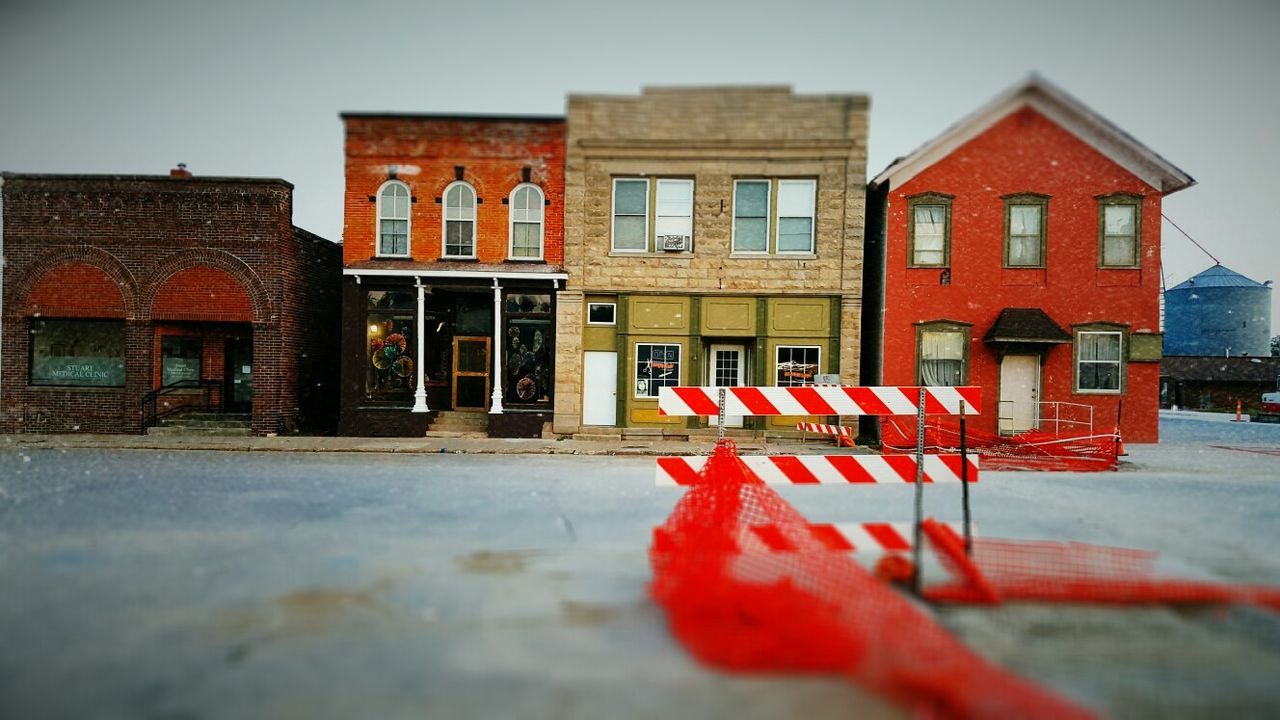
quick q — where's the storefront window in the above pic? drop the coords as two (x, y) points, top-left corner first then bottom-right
(636, 343), (681, 398)
(366, 290), (416, 401)
(504, 293), (553, 405)
(161, 336), (203, 386)
(775, 346), (820, 386)
(29, 319), (126, 387)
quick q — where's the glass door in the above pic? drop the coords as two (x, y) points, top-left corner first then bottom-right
(452, 337), (490, 411)
(708, 343), (746, 428)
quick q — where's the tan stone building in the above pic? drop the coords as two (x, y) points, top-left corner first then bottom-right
(553, 87), (869, 435)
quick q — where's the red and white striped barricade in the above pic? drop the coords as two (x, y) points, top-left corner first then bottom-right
(655, 385), (982, 590)
(796, 422), (854, 446)
(655, 453), (980, 487)
(652, 521), (970, 558)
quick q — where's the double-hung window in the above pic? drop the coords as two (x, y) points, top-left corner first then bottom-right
(916, 322), (969, 386)
(443, 181), (477, 258)
(509, 184), (544, 260)
(1098, 194), (1142, 267)
(612, 178), (694, 252)
(732, 178), (817, 254)
(1076, 327), (1125, 393)
(907, 193), (953, 267)
(1003, 193), (1049, 267)
(377, 181), (410, 257)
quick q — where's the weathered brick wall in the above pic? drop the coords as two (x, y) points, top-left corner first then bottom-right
(0, 173), (339, 435)
(342, 116), (566, 267)
(286, 228), (342, 432)
(555, 87), (869, 433)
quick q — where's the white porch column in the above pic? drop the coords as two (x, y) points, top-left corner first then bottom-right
(411, 281), (429, 413)
(489, 278), (504, 414)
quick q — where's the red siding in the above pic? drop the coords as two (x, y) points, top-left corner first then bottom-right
(882, 107), (1163, 442)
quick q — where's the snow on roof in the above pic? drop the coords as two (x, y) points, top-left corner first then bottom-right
(870, 74), (1195, 195)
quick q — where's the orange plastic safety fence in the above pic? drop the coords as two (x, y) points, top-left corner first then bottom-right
(881, 417), (1119, 471)
(649, 439), (1093, 719)
(921, 522), (1280, 612)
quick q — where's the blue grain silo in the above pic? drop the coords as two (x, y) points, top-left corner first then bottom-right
(1164, 264), (1272, 356)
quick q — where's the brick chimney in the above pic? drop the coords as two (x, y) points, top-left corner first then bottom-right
(170, 163), (191, 178)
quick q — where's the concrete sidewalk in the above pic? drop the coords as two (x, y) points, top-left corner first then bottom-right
(0, 431), (862, 457)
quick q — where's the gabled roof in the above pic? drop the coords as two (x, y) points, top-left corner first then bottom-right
(1169, 264), (1270, 291)
(871, 74), (1195, 195)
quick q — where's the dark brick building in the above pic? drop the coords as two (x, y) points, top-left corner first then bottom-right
(1, 170), (341, 435)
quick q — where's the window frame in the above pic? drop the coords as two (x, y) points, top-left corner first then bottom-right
(906, 192), (954, 268)
(28, 318), (127, 389)
(634, 342), (681, 399)
(914, 320), (971, 386)
(376, 180), (411, 258)
(774, 345), (822, 387)
(586, 302), (617, 326)
(1097, 192), (1143, 268)
(1074, 324), (1127, 394)
(1002, 193), (1050, 268)
(731, 179), (773, 254)
(442, 180), (478, 259)
(654, 178), (695, 252)
(508, 183), (545, 262)
(775, 179), (817, 255)
(611, 177), (650, 253)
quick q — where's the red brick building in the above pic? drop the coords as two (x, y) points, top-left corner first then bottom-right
(0, 170), (340, 435)
(864, 77), (1194, 443)
(339, 115), (567, 437)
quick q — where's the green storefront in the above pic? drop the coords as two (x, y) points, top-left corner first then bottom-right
(579, 293), (840, 432)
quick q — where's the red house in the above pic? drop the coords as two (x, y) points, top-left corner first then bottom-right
(339, 114), (567, 437)
(864, 77), (1194, 443)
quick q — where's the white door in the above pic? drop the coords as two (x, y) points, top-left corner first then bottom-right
(999, 354), (1040, 434)
(582, 351), (617, 426)
(708, 344), (746, 428)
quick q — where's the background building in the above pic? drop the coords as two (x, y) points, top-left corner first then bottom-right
(554, 87), (869, 436)
(0, 170), (340, 435)
(865, 77), (1194, 444)
(1163, 264), (1272, 357)
(338, 115), (567, 437)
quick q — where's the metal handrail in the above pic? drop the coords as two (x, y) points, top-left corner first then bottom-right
(1037, 401), (1093, 437)
(140, 379), (223, 434)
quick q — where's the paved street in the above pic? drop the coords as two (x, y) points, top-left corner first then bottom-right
(2, 414), (1279, 719)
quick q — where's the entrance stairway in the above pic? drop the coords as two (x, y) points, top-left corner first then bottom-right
(425, 410), (489, 438)
(146, 411), (252, 436)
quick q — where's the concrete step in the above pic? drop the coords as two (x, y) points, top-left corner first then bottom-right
(158, 418), (251, 429)
(167, 412), (250, 422)
(423, 430), (487, 439)
(146, 426), (252, 437)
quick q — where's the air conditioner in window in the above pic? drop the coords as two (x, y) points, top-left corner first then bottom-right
(660, 235), (691, 252)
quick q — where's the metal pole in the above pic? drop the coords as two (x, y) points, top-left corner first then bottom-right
(912, 387), (926, 595)
(411, 281), (429, 413)
(717, 388), (726, 442)
(960, 399), (971, 556)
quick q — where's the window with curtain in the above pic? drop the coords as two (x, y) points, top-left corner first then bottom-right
(1004, 194), (1048, 267)
(908, 192), (953, 267)
(378, 181), (410, 256)
(509, 184), (544, 259)
(443, 182), (476, 257)
(917, 326), (967, 386)
(1100, 198), (1140, 267)
(612, 178), (649, 252)
(1076, 330), (1123, 392)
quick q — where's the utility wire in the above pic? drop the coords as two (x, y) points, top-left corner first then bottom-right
(1162, 213), (1219, 265)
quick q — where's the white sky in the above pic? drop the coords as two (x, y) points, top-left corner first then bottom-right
(2, 0), (1277, 332)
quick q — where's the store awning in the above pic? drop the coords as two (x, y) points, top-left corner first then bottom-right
(982, 308), (1071, 344)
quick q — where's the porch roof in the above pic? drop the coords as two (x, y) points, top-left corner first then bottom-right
(983, 308), (1072, 344)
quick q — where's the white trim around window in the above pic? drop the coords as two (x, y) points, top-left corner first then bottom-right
(732, 179), (771, 254)
(442, 180), (477, 259)
(635, 342), (681, 399)
(508, 183), (545, 261)
(612, 178), (650, 253)
(774, 345), (821, 387)
(655, 179), (694, 251)
(376, 180), (411, 258)
(776, 179), (816, 254)
(586, 302), (616, 326)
